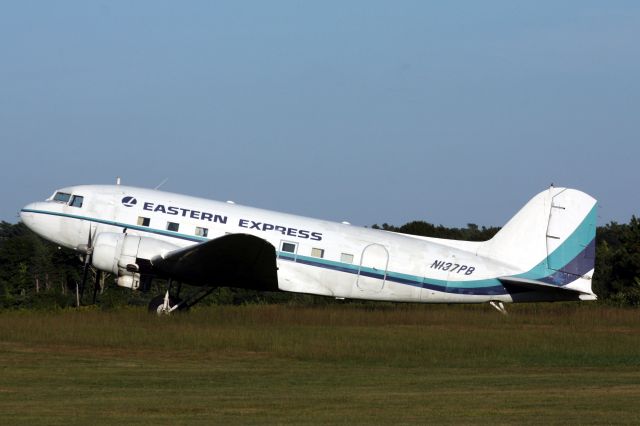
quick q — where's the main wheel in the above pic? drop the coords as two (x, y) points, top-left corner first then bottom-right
(148, 294), (184, 315)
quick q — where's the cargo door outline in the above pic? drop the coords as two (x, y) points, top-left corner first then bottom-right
(356, 243), (389, 292)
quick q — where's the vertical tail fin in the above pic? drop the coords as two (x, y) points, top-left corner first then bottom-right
(479, 187), (597, 296)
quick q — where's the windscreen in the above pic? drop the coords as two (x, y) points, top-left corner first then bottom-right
(53, 192), (71, 203)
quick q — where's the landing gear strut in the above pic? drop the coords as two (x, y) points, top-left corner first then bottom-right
(148, 279), (183, 315)
(148, 292), (184, 315)
(489, 301), (508, 316)
(147, 279), (217, 315)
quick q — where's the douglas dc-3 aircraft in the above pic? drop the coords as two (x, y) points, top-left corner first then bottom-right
(20, 184), (597, 314)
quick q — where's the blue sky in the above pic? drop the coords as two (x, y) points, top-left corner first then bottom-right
(1, 1), (638, 227)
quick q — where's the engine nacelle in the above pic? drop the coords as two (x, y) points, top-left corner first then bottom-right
(92, 233), (180, 290)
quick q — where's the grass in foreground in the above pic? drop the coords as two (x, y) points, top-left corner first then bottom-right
(0, 303), (639, 424)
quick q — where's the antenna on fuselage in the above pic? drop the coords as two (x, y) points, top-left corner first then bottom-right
(155, 178), (169, 190)
(116, 177), (121, 185)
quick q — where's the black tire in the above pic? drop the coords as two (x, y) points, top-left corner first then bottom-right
(147, 295), (185, 315)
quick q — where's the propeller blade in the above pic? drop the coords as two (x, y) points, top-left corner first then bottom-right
(92, 270), (102, 304)
(78, 228), (95, 304)
(79, 255), (90, 301)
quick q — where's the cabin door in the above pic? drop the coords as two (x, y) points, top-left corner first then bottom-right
(356, 244), (389, 293)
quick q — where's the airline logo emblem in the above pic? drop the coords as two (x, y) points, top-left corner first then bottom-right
(121, 196), (138, 207)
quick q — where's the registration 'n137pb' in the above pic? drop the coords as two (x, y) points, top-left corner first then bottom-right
(430, 260), (475, 275)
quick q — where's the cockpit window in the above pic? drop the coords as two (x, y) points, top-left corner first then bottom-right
(53, 192), (71, 203)
(69, 195), (84, 208)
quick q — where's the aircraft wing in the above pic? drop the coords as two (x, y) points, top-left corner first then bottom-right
(151, 234), (279, 290)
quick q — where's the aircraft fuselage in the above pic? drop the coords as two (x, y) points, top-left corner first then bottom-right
(20, 184), (597, 305)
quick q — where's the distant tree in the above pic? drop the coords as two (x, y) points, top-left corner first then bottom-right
(0, 221), (80, 308)
(372, 220), (500, 241)
(594, 216), (640, 305)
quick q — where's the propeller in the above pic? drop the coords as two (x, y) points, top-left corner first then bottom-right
(78, 231), (92, 302)
(79, 227), (98, 305)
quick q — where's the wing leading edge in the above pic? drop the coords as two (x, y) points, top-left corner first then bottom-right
(151, 234), (279, 291)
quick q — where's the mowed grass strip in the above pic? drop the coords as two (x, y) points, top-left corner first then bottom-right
(0, 304), (639, 425)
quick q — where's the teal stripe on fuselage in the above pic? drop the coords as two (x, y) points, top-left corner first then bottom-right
(20, 208), (208, 243)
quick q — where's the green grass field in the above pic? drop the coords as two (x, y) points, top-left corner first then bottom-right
(1, 303), (639, 425)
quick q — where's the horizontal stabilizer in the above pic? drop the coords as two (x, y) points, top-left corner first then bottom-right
(498, 276), (591, 295)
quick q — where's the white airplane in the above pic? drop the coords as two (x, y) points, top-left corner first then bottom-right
(20, 183), (597, 314)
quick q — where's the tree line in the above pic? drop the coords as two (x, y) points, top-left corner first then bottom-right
(1, 217), (639, 309)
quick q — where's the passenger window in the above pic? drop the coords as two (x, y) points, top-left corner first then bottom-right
(53, 192), (71, 203)
(69, 195), (84, 208)
(167, 222), (180, 232)
(311, 248), (324, 258)
(137, 217), (150, 227)
(281, 241), (297, 253)
(195, 227), (208, 237)
(341, 253), (354, 264)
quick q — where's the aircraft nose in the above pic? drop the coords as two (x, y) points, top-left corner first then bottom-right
(20, 202), (39, 229)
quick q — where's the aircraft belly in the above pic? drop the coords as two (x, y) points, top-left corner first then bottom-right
(277, 261), (351, 298)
